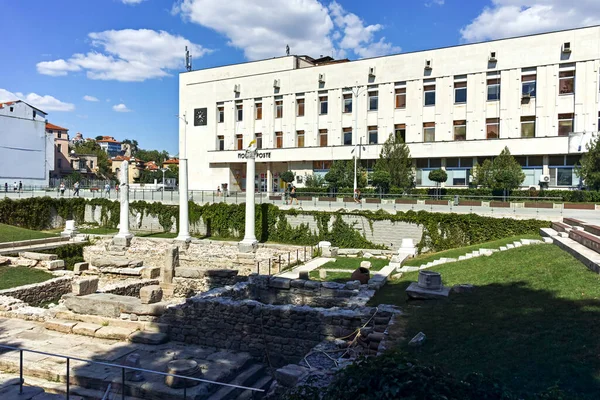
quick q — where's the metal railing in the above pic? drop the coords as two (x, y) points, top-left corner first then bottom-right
(256, 244), (321, 276)
(0, 344), (265, 399)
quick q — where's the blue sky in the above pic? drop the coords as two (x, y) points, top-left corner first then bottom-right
(1, 0), (598, 155)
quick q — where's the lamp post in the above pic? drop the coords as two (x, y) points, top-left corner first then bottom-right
(175, 113), (191, 242)
(160, 167), (168, 201)
(344, 84), (366, 194)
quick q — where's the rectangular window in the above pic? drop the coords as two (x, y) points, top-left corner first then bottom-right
(343, 127), (352, 145)
(521, 116), (536, 138)
(522, 74), (536, 97)
(319, 129), (328, 147)
(275, 100), (283, 118)
(319, 96), (328, 115)
(487, 78), (500, 101)
(423, 122), (435, 142)
(217, 135), (224, 151)
(368, 126), (378, 144)
(217, 106), (224, 123)
(395, 88), (406, 109)
(453, 120), (466, 141)
(236, 134), (244, 150)
(394, 124), (406, 143)
(296, 131), (305, 148)
(558, 113), (574, 136)
(57, 144), (61, 152)
(90, 160), (94, 168)
(559, 70), (575, 95)
(275, 132), (283, 148)
(486, 118), (500, 139)
(424, 85), (436, 106)
(454, 81), (467, 104)
(236, 103), (243, 121)
(296, 98), (305, 117)
(255, 102), (262, 120)
(343, 93), (352, 113)
(255, 133), (262, 149)
(368, 91), (378, 111)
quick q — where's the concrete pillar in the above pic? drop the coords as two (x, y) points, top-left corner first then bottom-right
(267, 163), (273, 194)
(114, 160), (133, 246)
(239, 145), (258, 253)
(176, 158), (191, 242)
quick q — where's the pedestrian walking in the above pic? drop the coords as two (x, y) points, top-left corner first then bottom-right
(291, 186), (299, 205)
(73, 181), (80, 197)
(217, 186), (221, 197)
(13, 182), (17, 192)
(354, 188), (361, 204)
(4, 182), (7, 193)
(115, 184), (120, 194)
(105, 183), (110, 196)
(18, 181), (22, 193)
(59, 182), (66, 196)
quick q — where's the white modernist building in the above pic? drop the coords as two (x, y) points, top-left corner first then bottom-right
(179, 26), (600, 192)
(0, 100), (53, 188)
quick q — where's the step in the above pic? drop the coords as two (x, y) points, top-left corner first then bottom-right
(236, 375), (273, 400)
(584, 224), (600, 237)
(552, 221), (572, 233)
(499, 246), (507, 251)
(563, 217), (585, 227)
(551, 234), (600, 274)
(206, 364), (267, 400)
(506, 244), (515, 249)
(569, 229), (600, 255)
(513, 241), (523, 248)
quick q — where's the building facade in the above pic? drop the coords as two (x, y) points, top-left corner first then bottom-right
(0, 101), (53, 188)
(47, 122), (71, 177)
(179, 26), (600, 192)
(97, 136), (122, 157)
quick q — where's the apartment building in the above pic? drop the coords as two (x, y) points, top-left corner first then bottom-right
(47, 122), (71, 177)
(179, 26), (600, 192)
(97, 136), (122, 157)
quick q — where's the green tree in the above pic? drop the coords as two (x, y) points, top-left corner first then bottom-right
(325, 160), (366, 189)
(576, 134), (600, 190)
(95, 135), (103, 141)
(136, 149), (170, 164)
(304, 173), (326, 188)
(428, 169), (448, 199)
(121, 139), (139, 156)
(280, 171), (295, 184)
(72, 141), (113, 179)
(375, 133), (414, 190)
(472, 147), (525, 198)
(371, 170), (391, 193)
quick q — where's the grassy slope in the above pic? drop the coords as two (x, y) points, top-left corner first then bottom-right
(370, 244), (600, 399)
(0, 223), (57, 243)
(0, 266), (54, 290)
(403, 234), (542, 266)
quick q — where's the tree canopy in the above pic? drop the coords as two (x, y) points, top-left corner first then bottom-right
(72, 141), (113, 179)
(576, 134), (600, 190)
(472, 147), (525, 193)
(325, 160), (366, 189)
(374, 133), (414, 191)
(428, 169), (448, 184)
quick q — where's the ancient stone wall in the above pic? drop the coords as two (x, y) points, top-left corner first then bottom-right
(172, 270), (244, 298)
(0, 276), (73, 306)
(97, 279), (160, 297)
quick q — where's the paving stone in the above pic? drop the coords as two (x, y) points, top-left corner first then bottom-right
(72, 322), (102, 337)
(73, 262), (89, 274)
(499, 246), (508, 251)
(45, 260), (65, 270)
(95, 326), (137, 340)
(44, 319), (77, 334)
(72, 277), (99, 296)
(129, 331), (169, 345)
(19, 252), (57, 261)
(408, 332), (426, 347)
(513, 242), (523, 247)
(360, 261), (372, 269)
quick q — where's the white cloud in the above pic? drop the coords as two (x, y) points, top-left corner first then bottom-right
(121, 0), (145, 4)
(37, 29), (210, 82)
(83, 95), (99, 102)
(425, 0), (444, 7)
(113, 103), (132, 112)
(461, 0), (600, 42)
(0, 88), (75, 112)
(173, 0), (399, 60)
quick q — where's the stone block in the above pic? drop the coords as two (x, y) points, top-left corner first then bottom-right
(391, 273), (403, 280)
(140, 285), (163, 304)
(304, 280), (321, 289)
(95, 326), (137, 340)
(19, 251), (57, 261)
(112, 235), (132, 247)
(452, 284), (475, 293)
(345, 280), (361, 290)
(290, 279), (305, 288)
(362, 252), (373, 258)
(72, 322), (102, 336)
(88, 255), (143, 269)
(406, 282), (450, 300)
(319, 269), (327, 279)
(46, 259), (65, 270)
(360, 261), (372, 269)
(543, 237), (553, 244)
(323, 246), (339, 257)
(506, 244), (515, 249)
(558, 232), (569, 238)
(298, 271), (309, 280)
(162, 246), (179, 284)
(175, 268), (203, 278)
(129, 331), (169, 345)
(205, 269), (238, 278)
(44, 319), (77, 333)
(0, 257), (9, 266)
(275, 364), (309, 387)
(72, 277), (99, 296)
(408, 332), (426, 347)
(73, 262), (89, 274)
(269, 277), (291, 289)
(141, 266), (161, 279)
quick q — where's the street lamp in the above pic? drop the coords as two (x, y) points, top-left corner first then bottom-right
(175, 112), (191, 242)
(344, 84), (367, 195)
(160, 167), (168, 200)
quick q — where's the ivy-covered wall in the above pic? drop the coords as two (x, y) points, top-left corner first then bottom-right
(0, 197), (550, 252)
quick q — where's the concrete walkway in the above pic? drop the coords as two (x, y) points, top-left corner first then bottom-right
(277, 257), (334, 279)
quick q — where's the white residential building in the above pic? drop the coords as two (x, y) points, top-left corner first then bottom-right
(179, 26), (600, 192)
(0, 100), (53, 188)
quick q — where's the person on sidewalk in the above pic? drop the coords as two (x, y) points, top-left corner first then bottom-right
(4, 182), (7, 193)
(59, 182), (66, 196)
(291, 186), (299, 205)
(354, 188), (361, 203)
(73, 181), (80, 197)
(18, 181), (22, 193)
(105, 183), (110, 196)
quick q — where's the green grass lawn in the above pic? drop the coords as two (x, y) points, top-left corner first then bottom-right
(309, 257), (388, 282)
(0, 266), (54, 290)
(78, 227), (119, 235)
(0, 223), (57, 243)
(370, 244), (600, 399)
(138, 232), (178, 238)
(403, 234), (542, 266)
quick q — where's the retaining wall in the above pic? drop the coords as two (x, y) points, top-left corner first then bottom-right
(0, 276), (73, 306)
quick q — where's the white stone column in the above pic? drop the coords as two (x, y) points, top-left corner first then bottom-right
(239, 146), (258, 252)
(114, 160), (133, 246)
(266, 163), (273, 194)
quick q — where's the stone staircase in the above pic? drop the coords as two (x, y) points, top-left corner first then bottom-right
(540, 217), (600, 274)
(397, 238), (546, 273)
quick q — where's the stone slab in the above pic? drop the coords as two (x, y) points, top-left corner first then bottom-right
(73, 262), (89, 274)
(19, 252), (57, 261)
(72, 322), (102, 336)
(406, 282), (450, 299)
(129, 331), (169, 345)
(275, 364), (309, 387)
(95, 325), (137, 340)
(87, 255), (143, 269)
(44, 319), (77, 334)
(45, 260), (65, 270)
(140, 285), (163, 304)
(141, 266), (161, 279)
(72, 277), (99, 296)
(63, 293), (167, 318)
(175, 268), (203, 278)
(269, 277), (291, 289)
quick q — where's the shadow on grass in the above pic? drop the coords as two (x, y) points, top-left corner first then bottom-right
(373, 280), (600, 399)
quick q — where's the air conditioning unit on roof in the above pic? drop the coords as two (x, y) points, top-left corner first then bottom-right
(489, 51), (497, 62)
(425, 59), (432, 70)
(318, 73), (325, 83)
(562, 42), (571, 53)
(234, 84), (240, 93)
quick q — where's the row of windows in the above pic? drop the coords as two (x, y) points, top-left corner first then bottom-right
(217, 67), (579, 123)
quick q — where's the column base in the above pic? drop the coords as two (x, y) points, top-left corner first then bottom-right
(238, 238), (258, 253)
(113, 233), (133, 248)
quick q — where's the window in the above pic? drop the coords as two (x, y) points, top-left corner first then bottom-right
(58, 159), (62, 168)
(275, 132), (283, 148)
(90, 160), (94, 168)
(424, 85), (436, 106)
(559, 69), (575, 95)
(319, 96), (328, 115)
(453, 120), (466, 141)
(343, 93), (352, 113)
(57, 144), (61, 152)
(296, 131), (305, 148)
(521, 116), (536, 138)
(58, 132), (62, 139)
(236, 103), (243, 121)
(319, 129), (328, 147)
(395, 87), (406, 109)
(296, 98), (305, 117)
(256, 133), (262, 149)
(368, 126), (378, 144)
(343, 127), (352, 145)
(454, 81), (467, 104)
(368, 90), (378, 111)
(522, 73), (536, 97)
(218, 106), (224, 123)
(236, 134), (244, 150)
(423, 122), (435, 142)
(255, 102), (262, 120)
(9, 107), (13, 112)
(217, 135), (225, 151)
(394, 124), (406, 143)
(486, 118), (500, 139)
(558, 113), (574, 136)
(487, 78), (501, 101)
(275, 99), (283, 118)
(33, 111), (36, 119)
